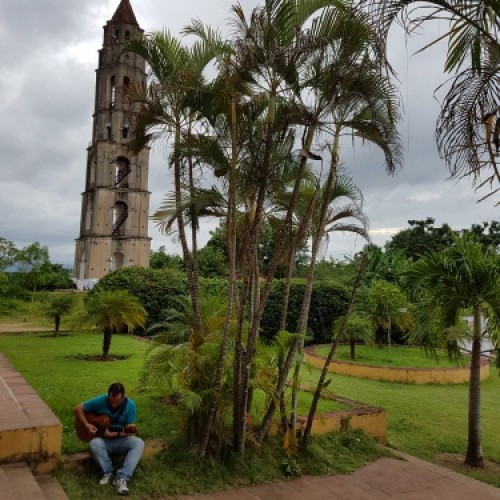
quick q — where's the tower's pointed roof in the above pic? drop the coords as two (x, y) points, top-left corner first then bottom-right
(111, 0), (139, 25)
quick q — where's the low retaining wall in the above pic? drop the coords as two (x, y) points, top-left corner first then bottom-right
(269, 390), (387, 444)
(0, 354), (62, 473)
(304, 346), (490, 384)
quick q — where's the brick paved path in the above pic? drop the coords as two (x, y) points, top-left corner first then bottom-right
(170, 452), (500, 499)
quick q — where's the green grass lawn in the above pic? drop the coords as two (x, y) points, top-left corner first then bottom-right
(2, 328), (500, 490)
(0, 331), (176, 453)
(315, 344), (462, 368)
(299, 362), (500, 486)
(0, 330), (386, 498)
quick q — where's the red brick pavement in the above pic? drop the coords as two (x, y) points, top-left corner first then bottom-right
(167, 453), (500, 499)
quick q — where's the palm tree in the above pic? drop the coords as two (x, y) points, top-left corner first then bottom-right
(141, 295), (232, 454)
(84, 290), (146, 360)
(124, 29), (227, 338)
(39, 293), (76, 336)
(406, 233), (500, 467)
(362, 0), (500, 201)
(284, 173), (369, 426)
(367, 279), (412, 348)
(257, 1), (402, 442)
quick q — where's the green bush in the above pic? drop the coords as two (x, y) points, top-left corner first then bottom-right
(260, 279), (350, 344)
(200, 277), (228, 298)
(90, 266), (188, 327)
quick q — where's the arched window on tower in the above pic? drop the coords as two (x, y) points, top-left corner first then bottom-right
(123, 76), (131, 112)
(79, 252), (87, 280)
(125, 31), (131, 41)
(114, 29), (120, 43)
(112, 201), (128, 237)
(110, 76), (116, 108)
(114, 157), (131, 188)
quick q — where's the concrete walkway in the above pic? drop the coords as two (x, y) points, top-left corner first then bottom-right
(171, 452), (500, 499)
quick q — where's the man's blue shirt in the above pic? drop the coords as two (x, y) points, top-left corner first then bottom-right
(83, 394), (137, 426)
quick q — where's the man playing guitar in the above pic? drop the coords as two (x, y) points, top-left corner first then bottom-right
(74, 382), (144, 496)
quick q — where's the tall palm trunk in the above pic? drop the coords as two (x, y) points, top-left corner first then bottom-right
(200, 93), (239, 457)
(256, 127), (318, 442)
(291, 132), (340, 430)
(174, 120), (203, 336)
(465, 305), (484, 467)
(279, 189), (318, 331)
(301, 252), (367, 447)
(234, 89), (277, 454)
(187, 123), (203, 337)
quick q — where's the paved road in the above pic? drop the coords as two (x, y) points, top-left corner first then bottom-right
(168, 452), (500, 499)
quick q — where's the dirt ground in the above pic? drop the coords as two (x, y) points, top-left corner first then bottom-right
(0, 322), (52, 333)
(436, 453), (500, 477)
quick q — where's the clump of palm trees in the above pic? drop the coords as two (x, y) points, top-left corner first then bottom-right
(122, 0), (401, 458)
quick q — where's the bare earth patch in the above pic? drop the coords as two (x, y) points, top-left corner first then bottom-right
(0, 322), (52, 333)
(70, 354), (130, 361)
(436, 452), (500, 478)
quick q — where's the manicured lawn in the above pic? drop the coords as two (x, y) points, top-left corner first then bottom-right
(1, 330), (499, 489)
(0, 330), (385, 498)
(0, 331), (346, 453)
(299, 363), (500, 486)
(0, 331), (175, 453)
(315, 344), (462, 368)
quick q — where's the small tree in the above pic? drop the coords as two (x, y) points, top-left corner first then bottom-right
(367, 280), (412, 348)
(39, 293), (76, 336)
(84, 290), (147, 360)
(333, 313), (373, 360)
(407, 233), (500, 467)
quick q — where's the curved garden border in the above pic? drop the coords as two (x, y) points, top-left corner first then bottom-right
(304, 345), (490, 384)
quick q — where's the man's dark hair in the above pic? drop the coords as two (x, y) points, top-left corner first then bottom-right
(108, 382), (125, 397)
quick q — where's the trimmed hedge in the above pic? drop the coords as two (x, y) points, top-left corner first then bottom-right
(260, 279), (350, 344)
(90, 266), (188, 326)
(92, 270), (349, 343)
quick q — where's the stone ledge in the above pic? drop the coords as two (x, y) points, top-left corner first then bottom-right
(0, 354), (62, 473)
(268, 386), (387, 444)
(62, 438), (167, 471)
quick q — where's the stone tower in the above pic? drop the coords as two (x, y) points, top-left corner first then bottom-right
(74, 0), (151, 284)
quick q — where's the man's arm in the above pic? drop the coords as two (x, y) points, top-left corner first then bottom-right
(73, 403), (98, 437)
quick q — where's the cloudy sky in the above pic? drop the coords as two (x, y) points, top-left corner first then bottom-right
(0, 0), (496, 268)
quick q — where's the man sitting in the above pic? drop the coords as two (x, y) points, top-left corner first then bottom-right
(74, 382), (144, 496)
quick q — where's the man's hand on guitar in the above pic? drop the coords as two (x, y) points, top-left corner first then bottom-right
(103, 427), (122, 438)
(86, 422), (98, 436)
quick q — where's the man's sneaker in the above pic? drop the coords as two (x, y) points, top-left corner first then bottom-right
(114, 478), (129, 495)
(99, 472), (113, 485)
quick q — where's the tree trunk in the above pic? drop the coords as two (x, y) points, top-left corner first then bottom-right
(200, 92), (239, 458)
(350, 337), (356, 360)
(279, 188), (317, 332)
(279, 253), (295, 332)
(187, 122), (203, 338)
(290, 132), (340, 431)
(174, 120), (203, 337)
(255, 127), (319, 443)
(464, 305), (484, 467)
(301, 252), (367, 447)
(54, 315), (61, 336)
(102, 326), (112, 360)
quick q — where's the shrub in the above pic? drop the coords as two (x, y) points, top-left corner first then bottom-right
(90, 266), (188, 327)
(260, 279), (350, 344)
(200, 277), (228, 298)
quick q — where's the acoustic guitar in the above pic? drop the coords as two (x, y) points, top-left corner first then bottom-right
(75, 412), (138, 442)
